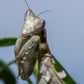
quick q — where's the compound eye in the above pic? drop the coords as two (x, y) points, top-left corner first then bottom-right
(41, 20), (45, 25)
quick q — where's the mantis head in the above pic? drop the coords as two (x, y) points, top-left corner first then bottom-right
(21, 0), (45, 36)
(22, 9), (45, 35)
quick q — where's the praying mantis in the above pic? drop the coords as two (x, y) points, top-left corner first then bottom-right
(14, 1), (67, 84)
(14, 0), (52, 80)
(0, 0), (76, 84)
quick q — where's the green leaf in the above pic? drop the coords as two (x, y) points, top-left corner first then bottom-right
(27, 78), (33, 84)
(33, 60), (38, 76)
(53, 55), (76, 84)
(0, 60), (16, 84)
(0, 37), (17, 46)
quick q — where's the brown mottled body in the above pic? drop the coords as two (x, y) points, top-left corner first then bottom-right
(14, 0), (52, 81)
(14, 4), (65, 84)
(14, 9), (47, 80)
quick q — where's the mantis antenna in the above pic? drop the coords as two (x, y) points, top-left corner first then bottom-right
(25, 0), (30, 9)
(37, 10), (52, 16)
(25, 0), (51, 16)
